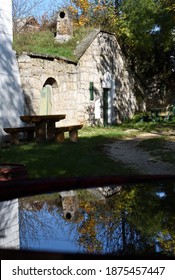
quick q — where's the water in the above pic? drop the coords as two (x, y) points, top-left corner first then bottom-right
(19, 183), (175, 257)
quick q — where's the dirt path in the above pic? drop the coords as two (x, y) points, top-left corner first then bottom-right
(104, 132), (175, 174)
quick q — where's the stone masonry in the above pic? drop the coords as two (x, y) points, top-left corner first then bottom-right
(55, 9), (73, 43)
(18, 53), (78, 126)
(17, 30), (144, 126)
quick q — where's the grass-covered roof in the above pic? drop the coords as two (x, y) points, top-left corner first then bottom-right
(13, 26), (96, 62)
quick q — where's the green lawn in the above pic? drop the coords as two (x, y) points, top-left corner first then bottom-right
(1, 124), (175, 179)
(0, 127), (134, 178)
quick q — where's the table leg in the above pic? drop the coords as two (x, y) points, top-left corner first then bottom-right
(10, 132), (19, 145)
(35, 122), (46, 142)
(55, 131), (65, 142)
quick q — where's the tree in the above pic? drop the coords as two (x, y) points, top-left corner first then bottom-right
(105, 0), (175, 105)
(67, 0), (90, 26)
(12, 0), (45, 20)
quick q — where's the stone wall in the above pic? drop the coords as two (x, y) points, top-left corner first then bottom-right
(0, 199), (20, 249)
(18, 53), (78, 126)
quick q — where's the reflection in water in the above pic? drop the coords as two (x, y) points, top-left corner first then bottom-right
(60, 190), (79, 221)
(0, 199), (20, 249)
(19, 183), (175, 257)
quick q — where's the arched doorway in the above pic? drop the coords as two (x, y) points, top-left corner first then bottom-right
(39, 78), (58, 115)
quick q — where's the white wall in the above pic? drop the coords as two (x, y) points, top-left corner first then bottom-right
(0, 0), (24, 141)
(0, 199), (20, 249)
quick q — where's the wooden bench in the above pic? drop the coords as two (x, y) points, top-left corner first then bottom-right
(50, 124), (83, 143)
(3, 126), (35, 144)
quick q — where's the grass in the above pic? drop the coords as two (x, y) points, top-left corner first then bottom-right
(121, 113), (175, 132)
(137, 137), (175, 165)
(0, 126), (135, 179)
(13, 27), (94, 61)
(13, 30), (76, 60)
(1, 123), (175, 179)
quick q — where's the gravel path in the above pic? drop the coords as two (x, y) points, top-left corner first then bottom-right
(104, 133), (175, 175)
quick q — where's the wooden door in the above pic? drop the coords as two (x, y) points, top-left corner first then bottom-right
(39, 84), (52, 115)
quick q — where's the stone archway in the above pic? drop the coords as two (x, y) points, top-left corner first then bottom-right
(39, 78), (58, 115)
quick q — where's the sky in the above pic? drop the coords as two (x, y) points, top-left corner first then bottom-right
(37, 0), (67, 17)
(20, 207), (84, 253)
(16, 0), (67, 19)
(14, 0), (95, 19)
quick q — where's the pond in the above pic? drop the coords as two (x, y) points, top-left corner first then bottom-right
(19, 183), (175, 258)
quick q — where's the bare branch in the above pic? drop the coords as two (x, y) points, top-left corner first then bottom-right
(12, 0), (64, 33)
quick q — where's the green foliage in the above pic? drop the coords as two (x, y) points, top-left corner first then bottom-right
(121, 0), (157, 48)
(120, 112), (175, 132)
(101, 0), (175, 100)
(155, 0), (175, 51)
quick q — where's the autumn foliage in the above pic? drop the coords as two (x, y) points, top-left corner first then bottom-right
(68, 0), (90, 27)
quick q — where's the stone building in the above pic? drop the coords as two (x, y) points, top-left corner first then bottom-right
(18, 29), (144, 126)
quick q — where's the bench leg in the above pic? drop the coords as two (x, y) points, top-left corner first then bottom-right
(26, 131), (35, 141)
(10, 132), (19, 144)
(55, 131), (65, 142)
(69, 130), (78, 142)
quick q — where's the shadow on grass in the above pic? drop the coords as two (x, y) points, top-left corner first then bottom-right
(0, 133), (133, 178)
(1, 124), (175, 178)
(137, 137), (175, 165)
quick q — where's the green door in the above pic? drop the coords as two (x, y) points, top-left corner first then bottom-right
(39, 84), (52, 115)
(103, 89), (109, 126)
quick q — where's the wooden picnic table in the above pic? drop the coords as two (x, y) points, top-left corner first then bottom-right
(20, 114), (66, 142)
